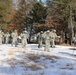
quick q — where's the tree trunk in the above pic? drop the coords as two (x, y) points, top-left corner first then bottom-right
(68, 4), (74, 45)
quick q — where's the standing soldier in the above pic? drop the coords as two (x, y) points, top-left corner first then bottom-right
(50, 29), (57, 47)
(0, 30), (3, 44)
(24, 28), (28, 41)
(5, 32), (10, 44)
(20, 31), (28, 48)
(74, 37), (76, 45)
(73, 34), (76, 46)
(44, 30), (51, 52)
(1, 31), (5, 44)
(37, 31), (43, 48)
(11, 30), (18, 47)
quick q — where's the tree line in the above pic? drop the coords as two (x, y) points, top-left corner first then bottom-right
(0, 0), (76, 44)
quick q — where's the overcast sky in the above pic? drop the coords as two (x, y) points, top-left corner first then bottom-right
(38, 0), (46, 3)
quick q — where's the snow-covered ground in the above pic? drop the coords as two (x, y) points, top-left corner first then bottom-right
(0, 44), (76, 75)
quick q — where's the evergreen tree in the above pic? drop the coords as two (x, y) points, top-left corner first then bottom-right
(29, 2), (47, 24)
(26, 2), (47, 33)
(26, 2), (47, 41)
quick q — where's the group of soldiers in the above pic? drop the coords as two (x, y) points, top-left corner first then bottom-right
(0, 29), (60, 51)
(0, 28), (75, 51)
(37, 29), (60, 52)
(0, 29), (28, 47)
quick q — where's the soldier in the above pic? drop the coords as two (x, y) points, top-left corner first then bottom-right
(24, 28), (29, 41)
(11, 30), (18, 47)
(20, 31), (28, 48)
(0, 30), (3, 45)
(73, 37), (76, 45)
(5, 32), (10, 44)
(1, 31), (5, 44)
(44, 30), (51, 52)
(37, 31), (43, 48)
(73, 34), (76, 46)
(50, 29), (57, 48)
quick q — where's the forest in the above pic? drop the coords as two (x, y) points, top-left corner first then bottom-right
(0, 0), (76, 44)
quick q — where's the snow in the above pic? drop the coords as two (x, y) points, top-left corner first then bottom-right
(0, 44), (76, 75)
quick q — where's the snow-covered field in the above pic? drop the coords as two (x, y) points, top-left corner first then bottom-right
(0, 44), (76, 75)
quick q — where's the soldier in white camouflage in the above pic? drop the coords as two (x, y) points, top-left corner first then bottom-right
(2, 31), (5, 44)
(11, 30), (18, 47)
(20, 31), (28, 48)
(0, 30), (3, 45)
(5, 32), (10, 44)
(37, 31), (43, 48)
(50, 29), (57, 48)
(44, 30), (51, 52)
(73, 34), (76, 46)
